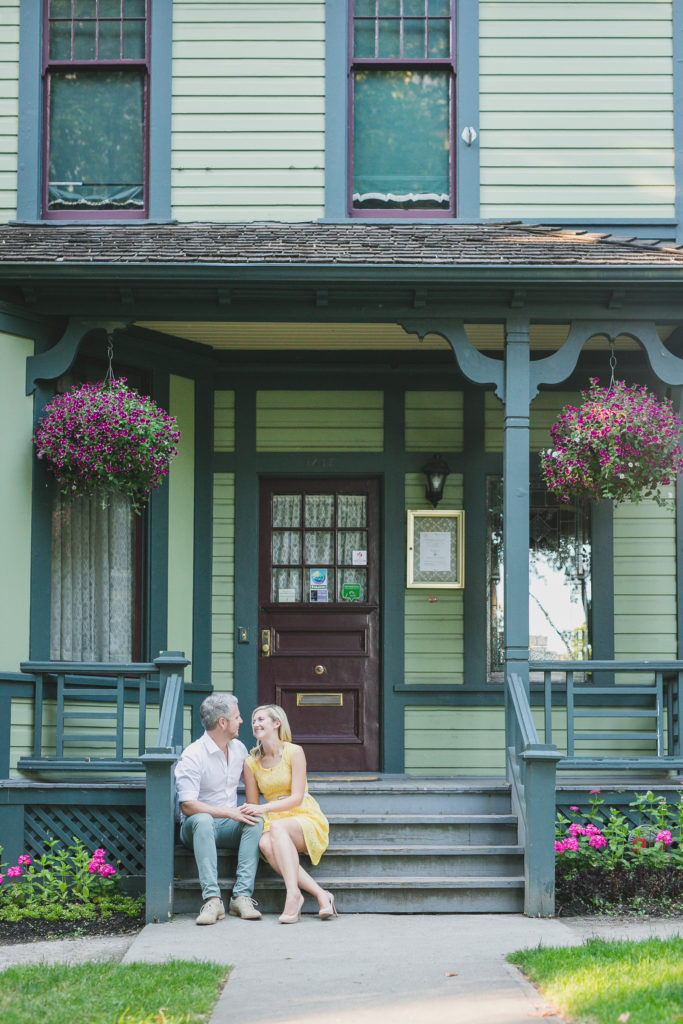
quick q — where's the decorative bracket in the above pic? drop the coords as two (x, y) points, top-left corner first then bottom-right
(399, 319), (505, 400)
(26, 318), (129, 394)
(529, 319), (683, 402)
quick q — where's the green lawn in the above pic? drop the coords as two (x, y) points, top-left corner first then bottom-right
(0, 961), (229, 1024)
(508, 936), (683, 1024)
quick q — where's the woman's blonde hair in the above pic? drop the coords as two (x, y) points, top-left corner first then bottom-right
(250, 704), (293, 760)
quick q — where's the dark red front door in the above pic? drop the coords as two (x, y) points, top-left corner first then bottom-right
(258, 479), (380, 771)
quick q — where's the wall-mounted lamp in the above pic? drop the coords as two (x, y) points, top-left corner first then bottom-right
(422, 453), (451, 508)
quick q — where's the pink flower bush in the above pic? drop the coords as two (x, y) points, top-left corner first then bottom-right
(6, 866), (21, 878)
(17, 855), (31, 866)
(87, 848), (117, 878)
(34, 379), (181, 512)
(656, 831), (673, 846)
(569, 806), (580, 812)
(541, 378), (683, 506)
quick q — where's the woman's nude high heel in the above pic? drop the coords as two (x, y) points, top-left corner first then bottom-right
(279, 892), (304, 924)
(319, 891), (338, 920)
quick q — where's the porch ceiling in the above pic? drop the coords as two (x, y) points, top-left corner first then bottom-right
(134, 321), (672, 352)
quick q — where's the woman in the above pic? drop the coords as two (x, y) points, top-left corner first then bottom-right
(242, 704), (337, 923)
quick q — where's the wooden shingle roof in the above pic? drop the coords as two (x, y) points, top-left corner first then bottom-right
(1, 221), (683, 268)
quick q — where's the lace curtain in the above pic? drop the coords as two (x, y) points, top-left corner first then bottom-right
(50, 491), (134, 662)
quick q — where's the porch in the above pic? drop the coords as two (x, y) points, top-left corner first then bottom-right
(1, 656), (681, 918)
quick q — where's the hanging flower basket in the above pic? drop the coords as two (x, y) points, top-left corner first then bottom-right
(34, 379), (181, 512)
(540, 377), (683, 506)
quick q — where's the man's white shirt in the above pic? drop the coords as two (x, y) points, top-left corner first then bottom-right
(175, 731), (249, 819)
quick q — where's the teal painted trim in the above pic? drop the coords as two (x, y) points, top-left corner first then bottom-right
(233, 386), (258, 709)
(16, 1), (42, 221)
(0, 805), (25, 865)
(455, 0), (479, 217)
(16, 1), (171, 224)
(463, 383), (486, 683)
(147, 373), (170, 660)
(29, 383), (55, 660)
(192, 381), (213, 683)
(0, 693), (10, 776)
(671, 0), (683, 244)
(324, 0), (348, 221)
(214, 452), (467, 476)
(381, 390), (405, 772)
(147, 0), (172, 221)
(140, 752), (177, 922)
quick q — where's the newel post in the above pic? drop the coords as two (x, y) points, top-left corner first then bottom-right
(140, 749), (178, 923)
(521, 745), (563, 916)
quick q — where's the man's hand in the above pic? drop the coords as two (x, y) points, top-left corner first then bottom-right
(239, 803), (265, 822)
(232, 804), (262, 824)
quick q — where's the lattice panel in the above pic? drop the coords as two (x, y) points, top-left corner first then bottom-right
(24, 805), (145, 874)
(557, 797), (680, 833)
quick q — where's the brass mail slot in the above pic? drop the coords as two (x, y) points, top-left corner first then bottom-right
(297, 692), (344, 708)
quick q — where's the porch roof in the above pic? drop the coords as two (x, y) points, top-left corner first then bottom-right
(1, 220), (683, 270)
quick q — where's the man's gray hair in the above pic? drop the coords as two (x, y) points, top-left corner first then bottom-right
(200, 693), (239, 731)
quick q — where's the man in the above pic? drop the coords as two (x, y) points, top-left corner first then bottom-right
(175, 692), (263, 924)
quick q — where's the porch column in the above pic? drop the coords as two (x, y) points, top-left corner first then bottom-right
(503, 316), (531, 698)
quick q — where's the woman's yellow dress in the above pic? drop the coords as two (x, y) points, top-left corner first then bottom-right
(246, 742), (329, 865)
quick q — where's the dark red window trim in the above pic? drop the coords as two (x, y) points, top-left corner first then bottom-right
(348, 0), (457, 219)
(42, 0), (150, 221)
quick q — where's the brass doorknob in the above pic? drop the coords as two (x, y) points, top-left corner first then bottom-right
(314, 665), (325, 675)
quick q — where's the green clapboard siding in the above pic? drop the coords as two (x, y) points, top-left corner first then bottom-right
(167, 376), (195, 664)
(214, 390), (235, 452)
(171, 1), (325, 222)
(256, 391), (384, 451)
(0, 331), (34, 673)
(613, 494), (677, 663)
(405, 706), (506, 776)
(479, 0), (675, 219)
(485, 390), (580, 452)
(0, 1), (19, 223)
(212, 473), (235, 692)
(404, 474), (464, 685)
(404, 391), (464, 452)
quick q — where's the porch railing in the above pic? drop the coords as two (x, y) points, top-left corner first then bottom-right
(534, 660), (683, 770)
(505, 671), (561, 917)
(13, 652), (205, 773)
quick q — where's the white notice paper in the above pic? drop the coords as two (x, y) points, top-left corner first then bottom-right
(419, 531), (451, 573)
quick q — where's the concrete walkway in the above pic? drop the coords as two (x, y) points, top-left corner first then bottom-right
(2, 914), (682, 1024)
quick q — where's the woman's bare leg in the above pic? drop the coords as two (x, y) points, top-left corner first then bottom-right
(261, 823), (329, 912)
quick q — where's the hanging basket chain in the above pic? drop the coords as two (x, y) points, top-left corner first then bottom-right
(104, 333), (116, 385)
(608, 337), (617, 393)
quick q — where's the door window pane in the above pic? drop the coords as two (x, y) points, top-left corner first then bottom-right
(272, 531), (301, 565)
(338, 494), (366, 527)
(338, 530), (367, 565)
(353, 69), (450, 210)
(273, 494), (301, 528)
(272, 569), (302, 603)
(305, 494), (334, 528)
(306, 568), (334, 603)
(304, 531), (334, 564)
(338, 568), (367, 602)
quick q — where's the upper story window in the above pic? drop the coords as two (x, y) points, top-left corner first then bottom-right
(43, 0), (149, 220)
(349, 0), (455, 217)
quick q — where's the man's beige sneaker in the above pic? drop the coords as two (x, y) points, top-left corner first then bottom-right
(229, 895), (262, 920)
(195, 897), (225, 925)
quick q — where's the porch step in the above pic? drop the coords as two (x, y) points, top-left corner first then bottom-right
(174, 778), (524, 913)
(173, 875), (525, 915)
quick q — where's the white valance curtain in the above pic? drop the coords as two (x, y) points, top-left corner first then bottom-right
(50, 491), (134, 662)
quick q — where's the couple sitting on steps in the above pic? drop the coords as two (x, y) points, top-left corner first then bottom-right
(175, 693), (337, 925)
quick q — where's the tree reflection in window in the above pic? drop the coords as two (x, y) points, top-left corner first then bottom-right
(487, 478), (592, 678)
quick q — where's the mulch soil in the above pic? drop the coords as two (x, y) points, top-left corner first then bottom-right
(556, 865), (683, 916)
(0, 912), (146, 945)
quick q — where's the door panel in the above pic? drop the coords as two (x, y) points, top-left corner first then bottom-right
(258, 479), (380, 770)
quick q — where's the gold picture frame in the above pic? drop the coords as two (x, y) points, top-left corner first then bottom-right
(406, 510), (464, 589)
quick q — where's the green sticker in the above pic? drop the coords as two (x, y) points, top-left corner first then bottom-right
(342, 583), (361, 601)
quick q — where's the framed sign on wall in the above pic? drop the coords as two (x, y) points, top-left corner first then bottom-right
(406, 510), (464, 589)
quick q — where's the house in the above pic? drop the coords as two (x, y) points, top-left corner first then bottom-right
(1, 0), (683, 918)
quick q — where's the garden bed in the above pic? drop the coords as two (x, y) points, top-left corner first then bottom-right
(0, 909), (146, 945)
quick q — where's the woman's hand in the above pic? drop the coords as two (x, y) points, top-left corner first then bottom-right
(240, 802), (266, 817)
